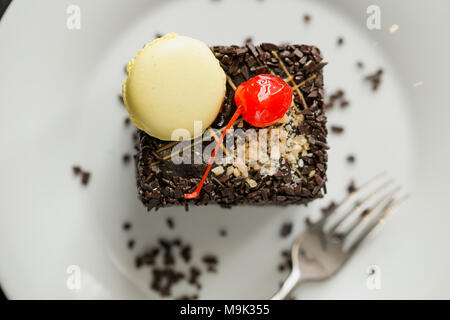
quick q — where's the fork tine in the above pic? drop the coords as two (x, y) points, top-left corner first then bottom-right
(328, 179), (395, 234)
(345, 186), (400, 235)
(348, 194), (409, 253)
(338, 186), (400, 238)
(317, 173), (386, 226)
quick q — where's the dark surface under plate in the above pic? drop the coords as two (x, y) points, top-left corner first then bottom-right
(0, 0), (11, 301)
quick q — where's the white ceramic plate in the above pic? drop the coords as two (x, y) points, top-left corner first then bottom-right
(1, 0), (449, 299)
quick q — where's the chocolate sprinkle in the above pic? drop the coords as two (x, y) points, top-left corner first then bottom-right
(72, 166), (81, 175)
(81, 172), (91, 186)
(122, 221), (132, 231)
(135, 237), (217, 298)
(347, 180), (357, 194)
(280, 222), (293, 238)
(347, 154), (356, 164)
(166, 217), (175, 230)
(303, 14), (311, 24)
(331, 125), (344, 134)
(324, 89), (349, 110)
(122, 153), (131, 164)
(202, 254), (219, 273)
(72, 165), (91, 186)
(365, 68), (384, 91)
(277, 249), (292, 274)
(321, 201), (337, 215)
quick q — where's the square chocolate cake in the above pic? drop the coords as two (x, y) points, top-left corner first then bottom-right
(133, 42), (328, 211)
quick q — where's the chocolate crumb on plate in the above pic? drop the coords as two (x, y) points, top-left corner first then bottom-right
(124, 117), (131, 126)
(180, 244), (192, 263)
(321, 201), (337, 216)
(122, 153), (131, 164)
(365, 68), (384, 91)
(303, 14), (311, 24)
(280, 222), (293, 238)
(127, 239), (135, 250)
(356, 61), (364, 69)
(122, 221), (132, 231)
(331, 125), (344, 134)
(346, 154), (356, 164)
(72, 166), (81, 175)
(277, 249), (292, 273)
(337, 37), (344, 46)
(72, 165), (92, 186)
(347, 180), (357, 194)
(187, 266), (202, 290)
(202, 254), (219, 273)
(219, 228), (228, 237)
(361, 208), (371, 217)
(340, 99), (350, 108)
(135, 237), (219, 298)
(151, 267), (184, 297)
(166, 217), (175, 229)
(81, 171), (91, 186)
(324, 89), (348, 110)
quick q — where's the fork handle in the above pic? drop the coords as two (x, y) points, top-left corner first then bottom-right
(271, 269), (302, 300)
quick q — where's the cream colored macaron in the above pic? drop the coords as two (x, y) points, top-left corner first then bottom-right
(122, 33), (226, 141)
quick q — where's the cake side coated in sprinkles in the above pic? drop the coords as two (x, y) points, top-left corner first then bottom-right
(133, 42), (328, 211)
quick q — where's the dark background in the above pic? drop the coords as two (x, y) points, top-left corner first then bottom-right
(0, 0), (12, 301)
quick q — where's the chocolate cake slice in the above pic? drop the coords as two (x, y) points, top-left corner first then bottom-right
(133, 42), (328, 211)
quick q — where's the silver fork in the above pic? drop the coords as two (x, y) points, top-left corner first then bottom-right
(272, 173), (408, 300)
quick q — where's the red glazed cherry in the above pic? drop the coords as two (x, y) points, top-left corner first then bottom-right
(185, 74), (293, 199)
(235, 74), (293, 127)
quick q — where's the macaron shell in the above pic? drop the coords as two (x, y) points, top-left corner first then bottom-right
(123, 33), (226, 141)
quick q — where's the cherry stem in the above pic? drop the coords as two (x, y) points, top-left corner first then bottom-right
(185, 108), (242, 199)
